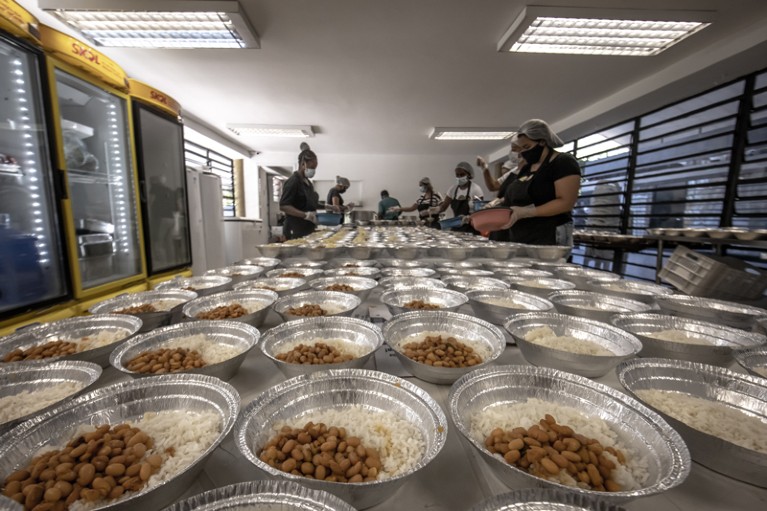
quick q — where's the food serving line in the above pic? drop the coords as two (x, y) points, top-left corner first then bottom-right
(1, 226), (766, 511)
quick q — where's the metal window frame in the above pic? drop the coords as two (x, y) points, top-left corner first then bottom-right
(184, 140), (237, 218)
(570, 67), (766, 280)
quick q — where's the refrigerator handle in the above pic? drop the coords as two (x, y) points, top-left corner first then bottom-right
(53, 168), (69, 200)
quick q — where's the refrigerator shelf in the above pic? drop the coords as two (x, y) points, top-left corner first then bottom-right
(61, 118), (94, 138)
(66, 168), (122, 185)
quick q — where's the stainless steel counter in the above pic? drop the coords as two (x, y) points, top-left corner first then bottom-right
(94, 298), (767, 510)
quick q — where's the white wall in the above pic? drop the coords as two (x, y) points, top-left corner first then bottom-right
(242, 158), (261, 219)
(254, 152), (491, 215)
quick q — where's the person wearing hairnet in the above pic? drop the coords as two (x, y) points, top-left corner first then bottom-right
(433, 161), (484, 232)
(476, 138), (524, 241)
(326, 175), (355, 225)
(389, 177), (442, 228)
(280, 142), (321, 240)
(482, 119), (581, 245)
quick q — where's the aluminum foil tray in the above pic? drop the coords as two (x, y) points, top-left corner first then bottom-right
(611, 313), (766, 366)
(617, 357), (767, 488)
(162, 480), (357, 511)
(0, 374), (239, 511)
(110, 320), (260, 381)
(468, 488), (629, 511)
(234, 368), (447, 509)
(448, 365), (690, 504)
(0, 360), (102, 433)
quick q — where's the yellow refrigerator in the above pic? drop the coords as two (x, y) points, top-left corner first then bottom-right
(39, 25), (146, 300)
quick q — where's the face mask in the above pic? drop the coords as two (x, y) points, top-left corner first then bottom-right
(419, 185), (427, 193)
(304, 166), (316, 179)
(521, 144), (544, 164)
(457, 177), (468, 186)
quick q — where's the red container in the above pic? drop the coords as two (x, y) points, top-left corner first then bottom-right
(470, 208), (512, 232)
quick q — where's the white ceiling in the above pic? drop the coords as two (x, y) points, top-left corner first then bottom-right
(18, 0), (767, 158)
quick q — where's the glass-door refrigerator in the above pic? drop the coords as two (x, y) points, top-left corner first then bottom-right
(40, 26), (146, 299)
(129, 80), (191, 277)
(0, 5), (69, 321)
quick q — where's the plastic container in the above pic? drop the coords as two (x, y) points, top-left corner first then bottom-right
(659, 245), (767, 300)
(439, 216), (464, 230)
(316, 212), (343, 225)
(469, 208), (512, 232)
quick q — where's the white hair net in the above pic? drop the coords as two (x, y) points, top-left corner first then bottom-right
(517, 119), (564, 148)
(336, 176), (350, 187)
(455, 161), (474, 178)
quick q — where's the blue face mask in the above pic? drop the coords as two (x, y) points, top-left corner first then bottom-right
(305, 166), (316, 178)
(457, 177), (468, 186)
(419, 185), (427, 193)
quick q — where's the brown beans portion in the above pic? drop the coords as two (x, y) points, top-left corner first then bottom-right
(484, 415), (627, 492)
(402, 335), (483, 368)
(324, 284), (355, 292)
(275, 342), (355, 365)
(1, 423), (163, 510)
(287, 304), (326, 317)
(2, 341), (79, 363)
(114, 304), (157, 315)
(195, 303), (248, 320)
(403, 300), (440, 310)
(126, 348), (206, 374)
(279, 272), (305, 278)
(258, 422), (382, 483)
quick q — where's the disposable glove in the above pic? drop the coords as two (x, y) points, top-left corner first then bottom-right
(304, 211), (318, 224)
(499, 204), (536, 230)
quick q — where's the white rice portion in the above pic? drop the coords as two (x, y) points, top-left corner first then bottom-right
(251, 281), (295, 291)
(0, 381), (85, 424)
(395, 330), (493, 360)
(478, 296), (533, 309)
(287, 303), (347, 315)
(646, 329), (713, 345)
(469, 398), (648, 491)
(61, 409), (221, 511)
(25, 329), (131, 353)
(148, 299), (186, 311)
(635, 389), (767, 454)
(271, 405), (425, 479)
(519, 279), (556, 289)
(523, 326), (614, 356)
(274, 338), (369, 359)
(158, 334), (244, 364)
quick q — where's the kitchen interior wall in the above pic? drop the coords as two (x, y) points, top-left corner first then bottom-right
(253, 152), (491, 216)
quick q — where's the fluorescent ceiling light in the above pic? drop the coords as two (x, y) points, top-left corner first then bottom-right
(226, 124), (315, 138)
(498, 6), (713, 56)
(39, 0), (259, 49)
(430, 128), (516, 141)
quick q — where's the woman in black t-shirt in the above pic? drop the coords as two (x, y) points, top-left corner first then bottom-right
(279, 143), (321, 240)
(495, 119), (581, 245)
(326, 175), (355, 225)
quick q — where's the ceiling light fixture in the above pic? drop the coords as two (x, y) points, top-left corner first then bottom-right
(39, 0), (259, 49)
(498, 6), (713, 56)
(226, 124), (315, 138)
(430, 128), (517, 141)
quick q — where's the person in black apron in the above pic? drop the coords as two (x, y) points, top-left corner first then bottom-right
(478, 149), (522, 241)
(391, 177), (442, 228)
(497, 119), (581, 245)
(280, 143), (321, 240)
(434, 162), (483, 233)
(326, 175), (353, 225)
